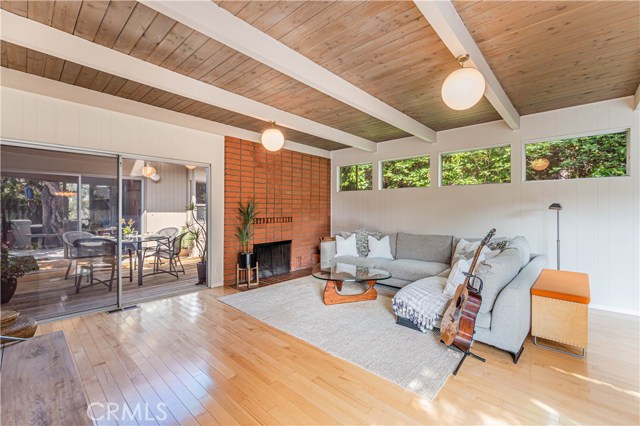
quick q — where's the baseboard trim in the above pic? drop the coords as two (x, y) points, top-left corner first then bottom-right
(589, 304), (640, 317)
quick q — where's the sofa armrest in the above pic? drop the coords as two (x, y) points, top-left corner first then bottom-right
(320, 240), (336, 263)
(486, 254), (547, 353)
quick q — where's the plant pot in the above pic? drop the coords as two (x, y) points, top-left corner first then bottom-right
(196, 261), (207, 284)
(179, 248), (190, 257)
(238, 252), (256, 269)
(1, 277), (18, 304)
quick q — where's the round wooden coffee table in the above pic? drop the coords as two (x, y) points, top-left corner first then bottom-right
(312, 262), (392, 305)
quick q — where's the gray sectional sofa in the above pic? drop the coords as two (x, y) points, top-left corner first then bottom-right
(320, 232), (546, 362)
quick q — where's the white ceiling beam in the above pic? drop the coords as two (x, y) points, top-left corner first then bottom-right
(634, 83), (640, 111)
(141, 0), (437, 143)
(0, 68), (331, 158)
(0, 10), (376, 152)
(414, 0), (521, 130)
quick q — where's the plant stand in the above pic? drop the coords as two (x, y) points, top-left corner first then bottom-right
(236, 262), (259, 289)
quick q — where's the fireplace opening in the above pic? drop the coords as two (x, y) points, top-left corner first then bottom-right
(254, 240), (292, 278)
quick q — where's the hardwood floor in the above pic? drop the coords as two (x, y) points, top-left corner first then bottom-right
(31, 284), (639, 425)
(4, 256), (204, 320)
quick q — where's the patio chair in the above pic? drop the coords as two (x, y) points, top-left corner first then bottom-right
(149, 232), (187, 280)
(62, 231), (94, 280)
(72, 238), (117, 294)
(10, 220), (34, 249)
(141, 227), (180, 264)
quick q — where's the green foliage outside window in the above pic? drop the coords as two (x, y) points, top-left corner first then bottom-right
(381, 156), (430, 189)
(441, 146), (511, 186)
(525, 132), (627, 181)
(339, 163), (372, 191)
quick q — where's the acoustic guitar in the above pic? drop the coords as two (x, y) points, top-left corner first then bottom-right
(440, 228), (496, 353)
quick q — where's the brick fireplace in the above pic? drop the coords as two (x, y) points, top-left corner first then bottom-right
(223, 137), (331, 285)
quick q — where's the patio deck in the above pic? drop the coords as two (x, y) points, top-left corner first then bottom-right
(3, 248), (205, 320)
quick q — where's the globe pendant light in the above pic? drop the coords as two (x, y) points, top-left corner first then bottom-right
(261, 122), (285, 152)
(441, 54), (486, 111)
(142, 162), (157, 178)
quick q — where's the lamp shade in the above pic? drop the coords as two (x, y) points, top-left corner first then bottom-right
(142, 164), (157, 177)
(441, 67), (486, 110)
(261, 128), (285, 151)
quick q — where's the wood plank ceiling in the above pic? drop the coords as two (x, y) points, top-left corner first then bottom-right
(453, 0), (640, 115)
(1, 1), (638, 150)
(0, 40), (346, 151)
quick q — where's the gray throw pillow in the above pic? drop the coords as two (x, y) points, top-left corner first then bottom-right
(476, 247), (521, 313)
(508, 236), (530, 269)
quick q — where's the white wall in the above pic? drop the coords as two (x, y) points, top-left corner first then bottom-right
(0, 86), (226, 286)
(331, 97), (640, 314)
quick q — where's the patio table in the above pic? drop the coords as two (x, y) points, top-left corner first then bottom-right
(97, 235), (170, 286)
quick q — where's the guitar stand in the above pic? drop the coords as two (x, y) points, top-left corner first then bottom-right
(447, 343), (486, 376)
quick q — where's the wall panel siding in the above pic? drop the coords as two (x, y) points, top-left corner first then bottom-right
(0, 86), (225, 285)
(331, 97), (639, 313)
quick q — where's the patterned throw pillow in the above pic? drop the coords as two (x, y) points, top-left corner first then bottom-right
(337, 230), (384, 257)
(488, 240), (508, 252)
(355, 230), (384, 257)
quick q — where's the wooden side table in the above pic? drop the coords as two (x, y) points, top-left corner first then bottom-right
(531, 269), (590, 357)
(236, 262), (259, 289)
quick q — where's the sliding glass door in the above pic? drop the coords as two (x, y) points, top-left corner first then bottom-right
(1, 142), (210, 320)
(1, 145), (119, 319)
(119, 158), (208, 306)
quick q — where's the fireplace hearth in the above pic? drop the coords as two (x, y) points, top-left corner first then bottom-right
(254, 240), (292, 278)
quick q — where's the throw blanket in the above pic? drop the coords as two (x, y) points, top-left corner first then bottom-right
(392, 277), (452, 332)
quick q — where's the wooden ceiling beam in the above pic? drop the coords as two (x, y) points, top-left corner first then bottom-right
(635, 83), (640, 111)
(0, 9), (377, 152)
(413, 0), (520, 130)
(140, 0), (437, 143)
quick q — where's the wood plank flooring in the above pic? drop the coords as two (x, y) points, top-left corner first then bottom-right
(4, 256), (204, 320)
(27, 284), (640, 425)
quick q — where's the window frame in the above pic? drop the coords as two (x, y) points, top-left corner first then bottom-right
(438, 143), (512, 187)
(522, 128), (631, 183)
(337, 162), (373, 192)
(378, 154), (431, 190)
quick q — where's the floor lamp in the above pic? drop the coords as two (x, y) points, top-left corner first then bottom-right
(548, 203), (563, 270)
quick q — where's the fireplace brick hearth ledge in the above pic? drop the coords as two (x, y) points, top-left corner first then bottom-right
(223, 137), (330, 285)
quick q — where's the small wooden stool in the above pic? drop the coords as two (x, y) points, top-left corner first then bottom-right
(531, 269), (590, 357)
(236, 262), (259, 289)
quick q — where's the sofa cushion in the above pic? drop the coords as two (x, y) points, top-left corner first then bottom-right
(395, 233), (453, 264)
(476, 311), (491, 329)
(388, 232), (397, 259)
(380, 258), (449, 282)
(508, 236), (530, 269)
(333, 256), (383, 268)
(477, 247), (521, 313)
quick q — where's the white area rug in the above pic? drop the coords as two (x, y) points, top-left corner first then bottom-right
(218, 276), (462, 400)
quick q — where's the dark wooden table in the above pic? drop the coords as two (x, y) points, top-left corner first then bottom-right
(0, 331), (93, 426)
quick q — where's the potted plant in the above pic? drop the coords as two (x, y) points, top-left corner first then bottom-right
(179, 226), (195, 257)
(121, 218), (136, 236)
(1, 242), (39, 304)
(185, 203), (207, 284)
(236, 198), (258, 269)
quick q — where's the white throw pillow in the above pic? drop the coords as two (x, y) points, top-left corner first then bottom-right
(335, 234), (358, 257)
(452, 238), (499, 266)
(444, 253), (488, 297)
(367, 235), (394, 259)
